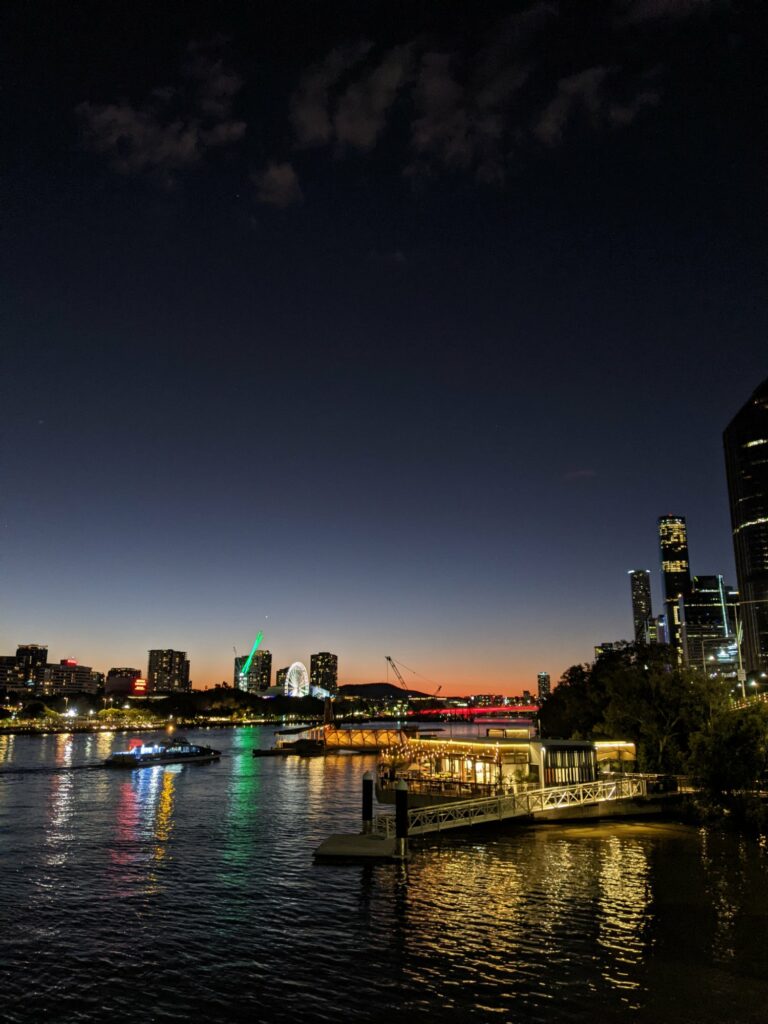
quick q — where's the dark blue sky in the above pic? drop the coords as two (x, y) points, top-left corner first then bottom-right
(2, 0), (766, 691)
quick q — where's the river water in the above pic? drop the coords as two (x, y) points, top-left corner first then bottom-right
(1, 727), (767, 1023)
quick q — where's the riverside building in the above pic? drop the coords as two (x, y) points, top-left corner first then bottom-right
(310, 652), (338, 695)
(14, 644), (48, 689)
(147, 650), (190, 693)
(105, 668), (144, 697)
(41, 659), (100, 696)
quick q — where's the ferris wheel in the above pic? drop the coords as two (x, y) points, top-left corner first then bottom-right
(285, 662), (309, 697)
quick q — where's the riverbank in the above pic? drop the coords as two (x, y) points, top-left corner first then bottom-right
(680, 792), (768, 838)
(0, 718), (322, 736)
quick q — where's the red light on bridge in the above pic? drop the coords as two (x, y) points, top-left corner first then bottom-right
(408, 705), (539, 716)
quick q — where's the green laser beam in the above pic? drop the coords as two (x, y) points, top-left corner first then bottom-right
(241, 631), (264, 676)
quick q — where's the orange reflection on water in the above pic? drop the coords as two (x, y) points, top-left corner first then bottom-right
(44, 735), (76, 868)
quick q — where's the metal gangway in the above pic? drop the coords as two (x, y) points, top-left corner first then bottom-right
(372, 776), (649, 838)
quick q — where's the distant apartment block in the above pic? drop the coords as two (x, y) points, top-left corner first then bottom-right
(310, 652), (338, 694)
(105, 667), (144, 697)
(147, 649), (190, 693)
(234, 650), (272, 693)
(41, 659), (100, 696)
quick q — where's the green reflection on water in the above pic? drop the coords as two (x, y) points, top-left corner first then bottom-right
(220, 727), (263, 879)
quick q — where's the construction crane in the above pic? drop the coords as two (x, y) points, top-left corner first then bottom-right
(385, 655), (442, 696)
(385, 655), (408, 691)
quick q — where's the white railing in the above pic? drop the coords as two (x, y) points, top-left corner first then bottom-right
(372, 776), (648, 838)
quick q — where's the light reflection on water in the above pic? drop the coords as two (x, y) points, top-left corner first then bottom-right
(0, 729), (767, 1024)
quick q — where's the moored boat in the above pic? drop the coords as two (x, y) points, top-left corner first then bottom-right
(105, 737), (221, 768)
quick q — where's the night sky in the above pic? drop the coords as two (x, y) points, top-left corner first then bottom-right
(3, 1), (766, 693)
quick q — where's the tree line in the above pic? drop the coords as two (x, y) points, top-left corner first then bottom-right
(539, 643), (768, 822)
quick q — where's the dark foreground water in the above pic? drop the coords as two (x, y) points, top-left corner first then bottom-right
(2, 728), (768, 1024)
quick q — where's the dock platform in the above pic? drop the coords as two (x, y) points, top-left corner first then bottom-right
(314, 833), (402, 861)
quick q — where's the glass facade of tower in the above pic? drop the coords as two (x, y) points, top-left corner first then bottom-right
(628, 570), (653, 643)
(724, 377), (768, 674)
(658, 516), (691, 661)
(310, 652), (338, 694)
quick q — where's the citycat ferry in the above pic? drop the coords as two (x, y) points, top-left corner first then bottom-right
(105, 737), (221, 768)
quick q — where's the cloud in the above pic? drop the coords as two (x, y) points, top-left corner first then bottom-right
(290, 43), (412, 152)
(618, 0), (714, 23)
(410, 52), (528, 182)
(77, 48), (245, 180)
(281, 4), (668, 187)
(254, 162), (303, 206)
(333, 45), (413, 150)
(77, 103), (201, 175)
(534, 66), (659, 146)
(290, 42), (372, 146)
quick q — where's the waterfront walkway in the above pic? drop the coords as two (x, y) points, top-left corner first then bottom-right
(372, 776), (650, 838)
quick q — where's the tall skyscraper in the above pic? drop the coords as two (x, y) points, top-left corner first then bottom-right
(658, 515), (691, 661)
(234, 650), (272, 692)
(537, 672), (551, 701)
(628, 570), (653, 643)
(147, 650), (190, 693)
(724, 377), (768, 675)
(310, 652), (338, 694)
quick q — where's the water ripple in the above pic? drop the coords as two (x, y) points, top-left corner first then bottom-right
(2, 729), (768, 1022)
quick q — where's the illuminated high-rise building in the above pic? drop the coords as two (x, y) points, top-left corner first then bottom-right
(628, 570), (653, 643)
(537, 672), (551, 701)
(147, 649), (190, 693)
(276, 666), (288, 689)
(310, 652), (338, 694)
(724, 377), (768, 675)
(234, 650), (272, 692)
(658, 516), (691, 660)
(15, 644), (48, 688)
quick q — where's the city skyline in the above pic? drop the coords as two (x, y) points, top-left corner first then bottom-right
(3, 2), (766, 696)
(2, 383), (762, 695)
